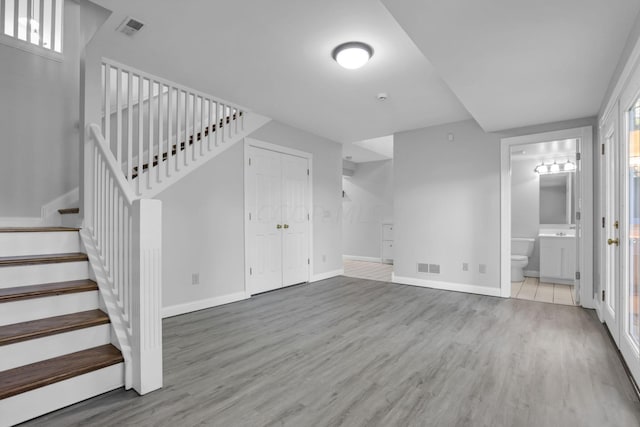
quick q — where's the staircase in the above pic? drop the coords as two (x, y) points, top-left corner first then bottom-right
(0, 227), (124, 426)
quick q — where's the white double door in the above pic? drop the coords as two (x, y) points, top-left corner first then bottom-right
(247, 146), (310, 295)
(601, 80), (640, 383)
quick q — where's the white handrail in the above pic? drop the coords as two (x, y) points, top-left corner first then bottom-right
(100, 58), (246, 198)
(89, 124), (136, 204)
(84, 123), (163, 394)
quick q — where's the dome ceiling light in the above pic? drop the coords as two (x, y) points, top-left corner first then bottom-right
(332, 42), (374, 70)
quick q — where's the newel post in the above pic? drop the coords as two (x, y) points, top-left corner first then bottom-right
(131, 198), (163, 394)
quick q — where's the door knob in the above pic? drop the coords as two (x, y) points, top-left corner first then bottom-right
(283, 224), (289, 229)
(607, 238), (619, 246)
(276, 224), (282, 229)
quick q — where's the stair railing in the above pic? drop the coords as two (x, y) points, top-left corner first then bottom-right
(83, 123), (163, 395)
(82, 58), (255, 395)
(100, 58), (245, 199)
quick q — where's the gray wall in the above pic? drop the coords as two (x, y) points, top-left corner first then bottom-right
(342, 160), (393, 259)
(157, 120), (343, 310)
(394, 119), (501, 288)
(511, 157), (540, 272)
(0, 1), (108, 217)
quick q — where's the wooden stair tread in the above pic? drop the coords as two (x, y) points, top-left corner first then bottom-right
(0, 280), (98, 303)
(0, 309), (109, 346)
(0, 344), (123, 399)
(0, 227), (79, 233)
(58, 207), (80, 215)
(0, 252), (88, 267)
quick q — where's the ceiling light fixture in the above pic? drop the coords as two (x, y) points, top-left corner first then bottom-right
(332, 42), (374, 70)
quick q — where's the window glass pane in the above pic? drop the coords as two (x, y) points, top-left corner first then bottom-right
(4, 0), (15, 37)
(53, 0), (61, 52)
(17, 0), (27, 41)
(41, 0), (50, 48)
(629, 98), (640, 347)
(29, 0), (39, 45)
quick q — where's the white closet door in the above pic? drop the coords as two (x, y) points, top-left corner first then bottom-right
(247, 147), (283, 295)
(281, 153), (309, 286)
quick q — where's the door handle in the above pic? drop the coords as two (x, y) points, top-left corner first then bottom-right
(283, 224), (289, 229)
(276, 224), (282, 229)
(607, 238), (619, 246)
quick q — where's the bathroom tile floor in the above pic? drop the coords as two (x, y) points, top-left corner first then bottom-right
(512, 277), (577, 306)
(343, 259), (393, 282)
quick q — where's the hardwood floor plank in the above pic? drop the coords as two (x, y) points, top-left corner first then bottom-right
(0, 280), (97, 303)
(22, 277), (640, 427)
(0, 344), (122, 399)
(0, 253), (87, 267)
(0, 309), (108, 346)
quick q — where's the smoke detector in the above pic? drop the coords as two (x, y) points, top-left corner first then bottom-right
(117, 17), (144, 36)
(377, 92), (388, 101)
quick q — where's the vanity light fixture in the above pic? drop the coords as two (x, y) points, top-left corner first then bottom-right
(534, 160), (576, 174)
(534, 164), (549, 174)
(332, 42), (374, 70)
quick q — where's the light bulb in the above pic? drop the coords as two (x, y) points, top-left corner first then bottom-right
(564, 161), (575, 171)
(550, 162), (560, 173)
(332, 42), (374, 70)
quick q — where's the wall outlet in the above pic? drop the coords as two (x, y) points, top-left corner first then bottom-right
(479, 264), (487, 274)
(192, 273), (199, 285)
(462, 262), (469, 271)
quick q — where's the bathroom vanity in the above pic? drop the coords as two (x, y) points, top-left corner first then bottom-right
(539, 229), (576, 285)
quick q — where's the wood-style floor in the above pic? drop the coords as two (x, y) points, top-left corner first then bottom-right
(24, 276), (640, 426)
(343, 259), (393, 282)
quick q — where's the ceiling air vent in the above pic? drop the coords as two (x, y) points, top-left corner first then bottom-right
(118, 17), (145, 36)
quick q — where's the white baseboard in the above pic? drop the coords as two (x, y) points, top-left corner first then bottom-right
(524, 270), (540, 278)
(343, 255), (381, 263)
(391, 274), (502, 298)
(310, 269), (344, 282)
(162, 292), (249, 318)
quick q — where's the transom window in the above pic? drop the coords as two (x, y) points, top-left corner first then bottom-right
(1, 0), (63, 53)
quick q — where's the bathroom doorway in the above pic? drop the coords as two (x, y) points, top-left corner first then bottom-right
(500, 127), (594, 308)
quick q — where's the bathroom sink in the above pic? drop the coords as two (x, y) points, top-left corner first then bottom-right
(539, 228), (576, 238)
(538, 232), (575, 238)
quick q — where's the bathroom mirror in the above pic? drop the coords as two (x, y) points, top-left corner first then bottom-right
(539, 173), (574, 224)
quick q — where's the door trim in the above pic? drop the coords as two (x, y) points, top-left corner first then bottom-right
(500, 126), (594, 308)
(243, 137), (314, 295)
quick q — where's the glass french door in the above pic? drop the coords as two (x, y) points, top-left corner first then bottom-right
(621, 96), (640, 382)
(603, 112), (620, 344)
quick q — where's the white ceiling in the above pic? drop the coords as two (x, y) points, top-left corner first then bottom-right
(381, 0), (640, 131)
(90, 0), (640, 141)
(89, 0), (471, 143)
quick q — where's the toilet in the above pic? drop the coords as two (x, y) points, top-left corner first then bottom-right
(511, 238), (535, 282)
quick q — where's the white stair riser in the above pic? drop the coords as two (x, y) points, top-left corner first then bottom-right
(60, 213), (81, 228)
(0, 362), (124, 427)
(0, 261), (88, 288)
(0, 291), (98, 326)
(0, 232), (80, 257)
(0, 324), (111, 371)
